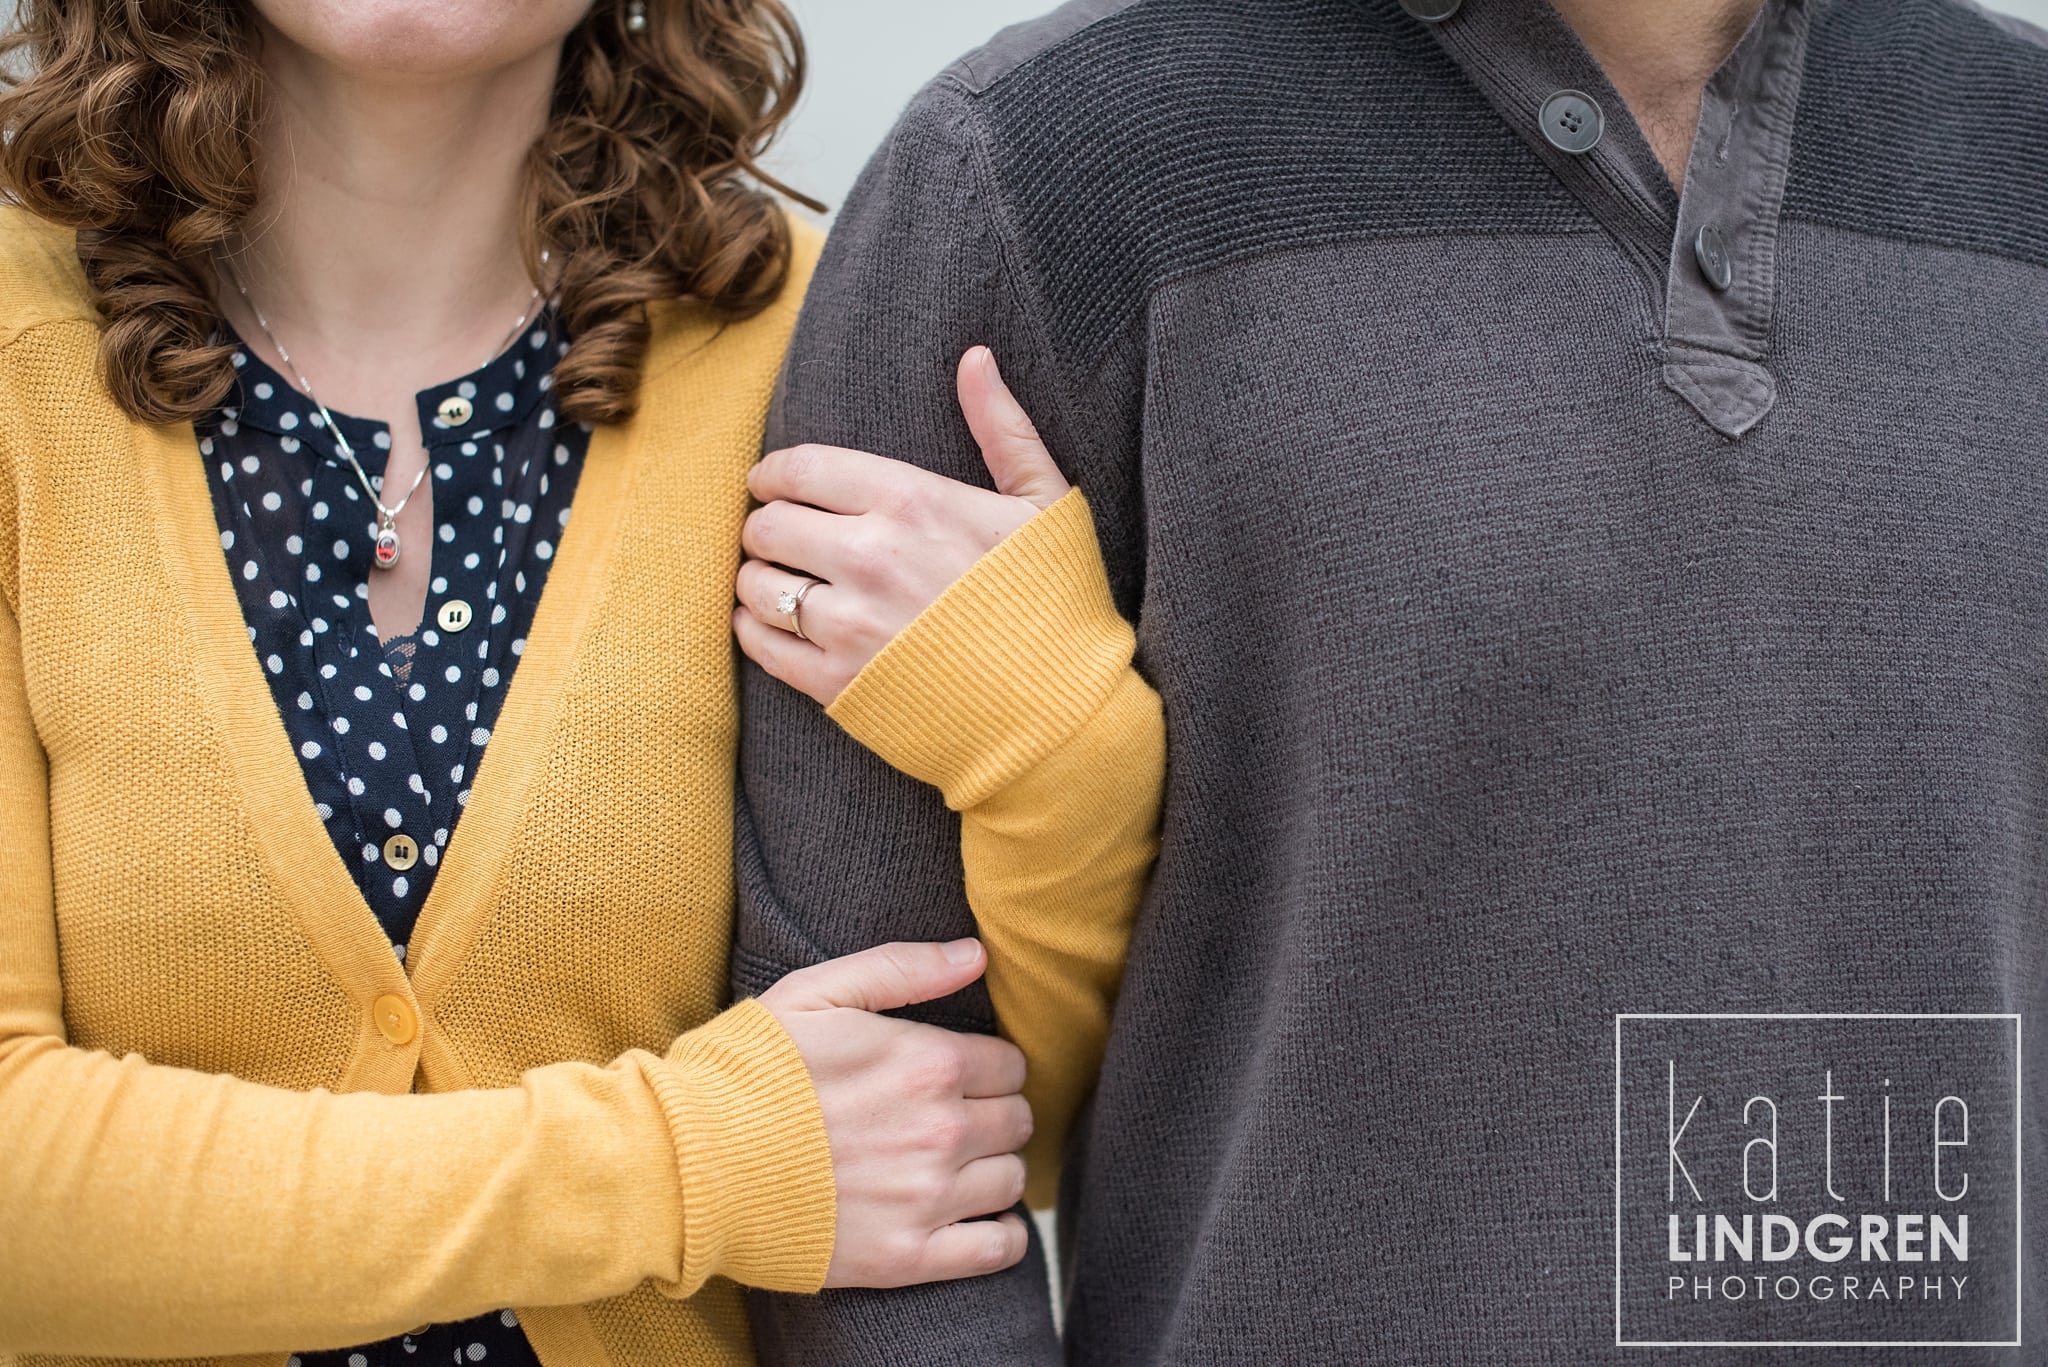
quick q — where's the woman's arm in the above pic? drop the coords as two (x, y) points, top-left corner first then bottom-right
(0, 566), (809, 1350)
(0, 590), (1034, 1354)
(828, 490), (1161, 1211)
(735, 350), (1163, 1206)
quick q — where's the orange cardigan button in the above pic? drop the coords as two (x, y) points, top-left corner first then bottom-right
(372, 993), (418, 1046)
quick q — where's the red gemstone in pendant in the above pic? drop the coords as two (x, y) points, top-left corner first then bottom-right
(373, 527), (401, 569)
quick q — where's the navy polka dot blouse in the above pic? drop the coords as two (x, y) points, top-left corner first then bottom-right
(201, 311), (588, 1367)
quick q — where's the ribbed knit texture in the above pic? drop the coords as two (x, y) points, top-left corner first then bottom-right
(1784, 0), (2048, 267)
(986, 0), (1593, 379)
(737, 0), (2048, 1362)
(827, 488), (1163, 1206)
(831, 488), (1135, 808)
(653, 1001), (838, 1297)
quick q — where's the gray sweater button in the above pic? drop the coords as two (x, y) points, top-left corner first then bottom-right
(1695, 223), (1735, 291)
(1398, 0), (1462, 20)
(1539, 91), (1604, 154)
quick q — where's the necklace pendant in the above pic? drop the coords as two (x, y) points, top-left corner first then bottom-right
(373, 525), (402, 570)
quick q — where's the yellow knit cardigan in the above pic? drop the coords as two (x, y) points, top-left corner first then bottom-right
(0, 209), (1162, 1365)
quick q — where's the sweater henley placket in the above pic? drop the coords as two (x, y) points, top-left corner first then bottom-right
(1419, 0), (1815, 438)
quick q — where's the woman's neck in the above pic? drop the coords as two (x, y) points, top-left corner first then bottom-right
(213, 24), (565, 645)
(218, 31), (559, 414)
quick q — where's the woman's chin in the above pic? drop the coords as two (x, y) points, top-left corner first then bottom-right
(251, 0), (596, 83)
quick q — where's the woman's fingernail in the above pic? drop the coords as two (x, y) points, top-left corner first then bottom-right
(942, 937), (982, 965)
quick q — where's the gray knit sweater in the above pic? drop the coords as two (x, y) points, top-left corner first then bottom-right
(732, 0), (2048, 1361)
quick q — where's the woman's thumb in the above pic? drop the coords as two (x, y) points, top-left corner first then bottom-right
(957, 347), (1070, 509)
(766, 939), (987, 1014)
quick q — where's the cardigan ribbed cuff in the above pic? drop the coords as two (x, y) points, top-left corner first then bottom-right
(827, 488), (1136, 811)
(647, 997), (837, 1297)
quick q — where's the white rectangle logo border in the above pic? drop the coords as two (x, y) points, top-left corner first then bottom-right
(1612, 1012), (2023, 1350)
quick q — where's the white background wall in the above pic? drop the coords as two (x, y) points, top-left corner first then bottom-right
(768, 0), (2048, 217)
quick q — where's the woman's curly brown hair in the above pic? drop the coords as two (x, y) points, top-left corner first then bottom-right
(0, 0), (817, 426)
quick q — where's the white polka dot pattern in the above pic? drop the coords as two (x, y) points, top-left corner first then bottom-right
(201, 312), (584, 1367)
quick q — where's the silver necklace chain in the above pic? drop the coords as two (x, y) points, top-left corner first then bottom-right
(220, 254), (549, 570)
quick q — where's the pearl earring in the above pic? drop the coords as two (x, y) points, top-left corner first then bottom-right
(626, 0), (648, 33)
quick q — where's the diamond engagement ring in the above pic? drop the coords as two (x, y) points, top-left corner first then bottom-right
(776, 580), (820, 641)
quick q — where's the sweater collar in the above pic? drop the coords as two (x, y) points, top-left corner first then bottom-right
(1416, 0), (1815, 438)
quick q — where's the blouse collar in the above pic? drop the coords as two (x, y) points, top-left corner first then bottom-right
(219, 307), (570, 474)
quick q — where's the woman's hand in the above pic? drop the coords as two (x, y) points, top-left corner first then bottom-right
(758, 938), (1034, 1288)
(734, 347), (1070, 705)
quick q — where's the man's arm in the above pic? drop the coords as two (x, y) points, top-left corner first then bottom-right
(732, 72), (1145, 1365)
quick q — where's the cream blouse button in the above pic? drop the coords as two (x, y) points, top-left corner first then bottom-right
(437, 395), (473, 426)
(372, 993), (417, 1046)
(437, 599), (474, 633)
(383, 832), (421, 871)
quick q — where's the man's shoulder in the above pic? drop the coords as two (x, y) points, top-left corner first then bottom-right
(889, 0), (1557, 241)
(907, 0), (1565, 233)
(883, 0), (1578, 370)
(1809, 0), (2048, 87)
(943, 0), (1147, 96)
(932, 0), (1429, 111)
(1792, 0), (2048, 267)
(1950, 0), (2048, 52)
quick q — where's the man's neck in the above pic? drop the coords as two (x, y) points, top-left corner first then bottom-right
(1548, 0), (1764, 189)
(217, 27), (558, 415)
